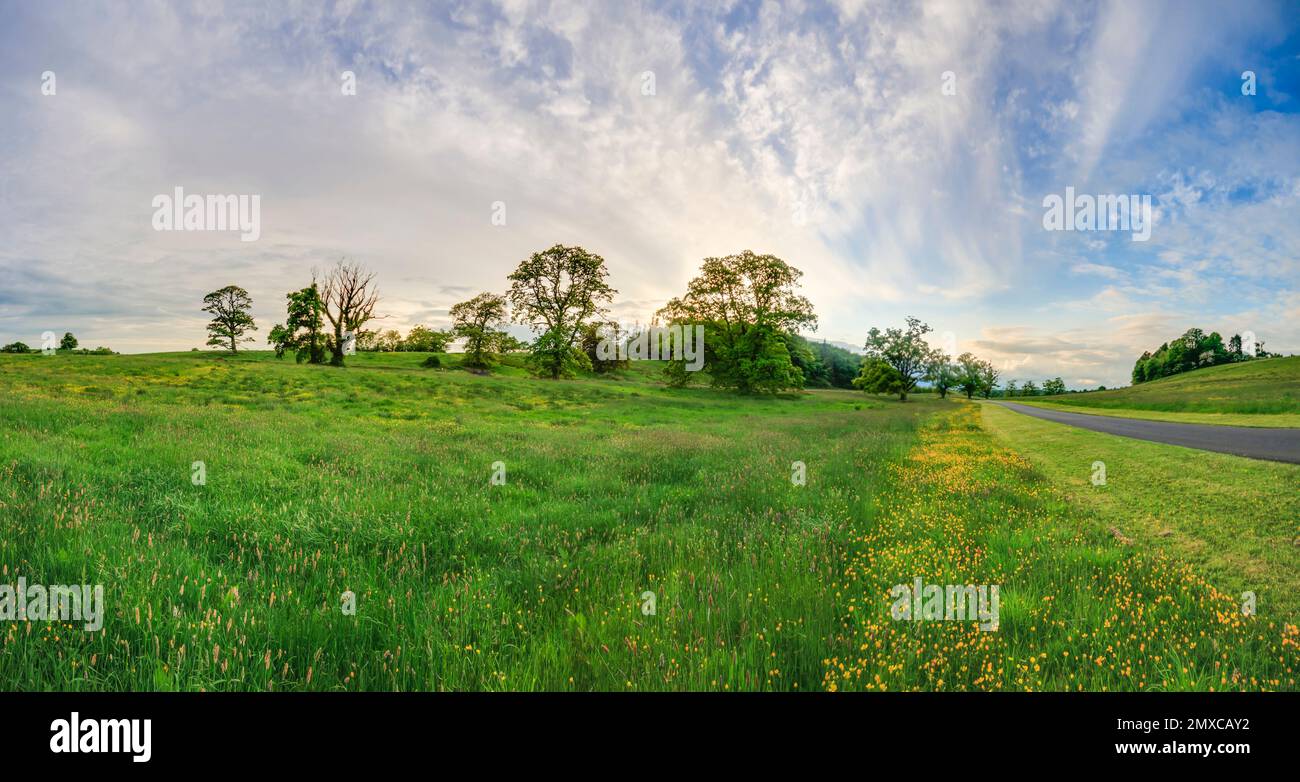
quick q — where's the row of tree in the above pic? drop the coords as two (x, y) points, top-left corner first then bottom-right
(849, 316), (1002, 401)
(1004, 378), (1070, 396)
(1132, 327), (1276, 384)
(1, 333), (113, 354)
(197, 248), (1031, 400)
(202, 262), (382, 367)
(204, 247), (831, 393)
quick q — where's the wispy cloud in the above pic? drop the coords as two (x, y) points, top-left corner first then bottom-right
(0, 0), (1296, 385)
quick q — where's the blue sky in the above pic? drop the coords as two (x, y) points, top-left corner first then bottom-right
(1, 0), (1297, 387)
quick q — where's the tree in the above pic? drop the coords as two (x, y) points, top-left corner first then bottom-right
(377, 330), (403, 352)
(202, 285), (257, 353)
(955, 352), (983, 399)
(977, 361), (999, 398)
(354, 330), (380, 352)
(450, 292), (509, 368)
(1, 342), (31, 353)
(658, 250), (817, 393)
(794, 339), (861, 389)
(496, 334), (529, 354)
(1132, 327), (1264, 384)
(507, 244), (617, 379)
(59, 332), (78, 351)
(268, 324), (291, 358)
(1004, 380), (1018, 397)
(1199, 332), (1227, 367)
(1132, 351), (1152, 384)
(269, 282), (326, 363)
(925, 354), (959, 399)
(861, 317), (937, 401)
(1043, 377), (1066, 395)
(321, 260), (381, 366)
(581, 320), (631, 374)
(403, 325), (451, 353)
(853, 358), (904, 397)
(1021, 380), (1038, 396)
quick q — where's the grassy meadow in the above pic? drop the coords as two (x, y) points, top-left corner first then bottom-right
(980, 402), (1300, 616)
(1, 351), (1296, 690)
(1017, 356), (1300, 426)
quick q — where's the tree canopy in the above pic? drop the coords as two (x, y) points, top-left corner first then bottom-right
(321, 260), (381, 366)
(657, 250), (816, 393)
(858, 316), (937, 401)
(269, 282), (326, 363)
(507, 244), (616, 379)
(450, 292), (509, 368)
(202, 285), (257, 353)
(925, 353), (959, 398)
(1132, 327), (1276, 384)
(852, 358), (904, 397)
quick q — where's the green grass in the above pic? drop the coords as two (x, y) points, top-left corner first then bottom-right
(997, 398), (1300, 428)
(1, 353), (1295, 691)
(979, 401), (1300, 616)
(826, 401), (1297, 691)
(1023, 356), (1300, 424)
(0, 351), (915, 691)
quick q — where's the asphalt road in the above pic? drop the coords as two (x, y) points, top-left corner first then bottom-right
(990, 402), (1300, 464)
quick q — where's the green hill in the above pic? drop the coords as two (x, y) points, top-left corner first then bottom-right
(1039, 356), (1299, 418)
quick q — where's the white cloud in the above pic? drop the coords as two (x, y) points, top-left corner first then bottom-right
(0, 0), (1295, 387)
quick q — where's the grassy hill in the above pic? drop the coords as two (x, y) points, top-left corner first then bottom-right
(1, 351), (1296, 691)
(1023, 356), (1300, 426)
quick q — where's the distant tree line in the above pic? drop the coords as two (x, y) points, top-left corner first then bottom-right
(207, 246), (832, 394)
(849, 316), (1001, 401)
(1003, 377), (1072, 396)
(194, 247), (1103, 401)
(1132, 327), (1277, 384)
(791, 338), (861, 389)
(1, 332), (114, 354)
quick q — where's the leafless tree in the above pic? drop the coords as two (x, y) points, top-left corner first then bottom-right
(320, 259), (381, 366)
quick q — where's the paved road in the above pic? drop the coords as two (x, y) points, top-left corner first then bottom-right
(990, 402), (1300, 464)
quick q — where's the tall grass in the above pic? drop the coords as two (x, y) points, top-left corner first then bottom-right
(0, 352), (917, 690)
(1, 353), (1294, 690)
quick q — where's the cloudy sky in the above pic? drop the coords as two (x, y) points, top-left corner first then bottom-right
(1, 0), (1297, 387)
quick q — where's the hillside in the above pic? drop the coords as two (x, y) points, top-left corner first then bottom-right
(1038, 356), (1299, 417)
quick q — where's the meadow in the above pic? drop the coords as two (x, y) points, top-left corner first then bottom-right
(1, 352), (1295, 690)
(980, 402), (1300, 616)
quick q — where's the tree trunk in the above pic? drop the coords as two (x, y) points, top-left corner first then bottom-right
(330, 323), (345, 366)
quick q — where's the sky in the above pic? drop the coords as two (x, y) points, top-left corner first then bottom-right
(1, 0), (1297, 388)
